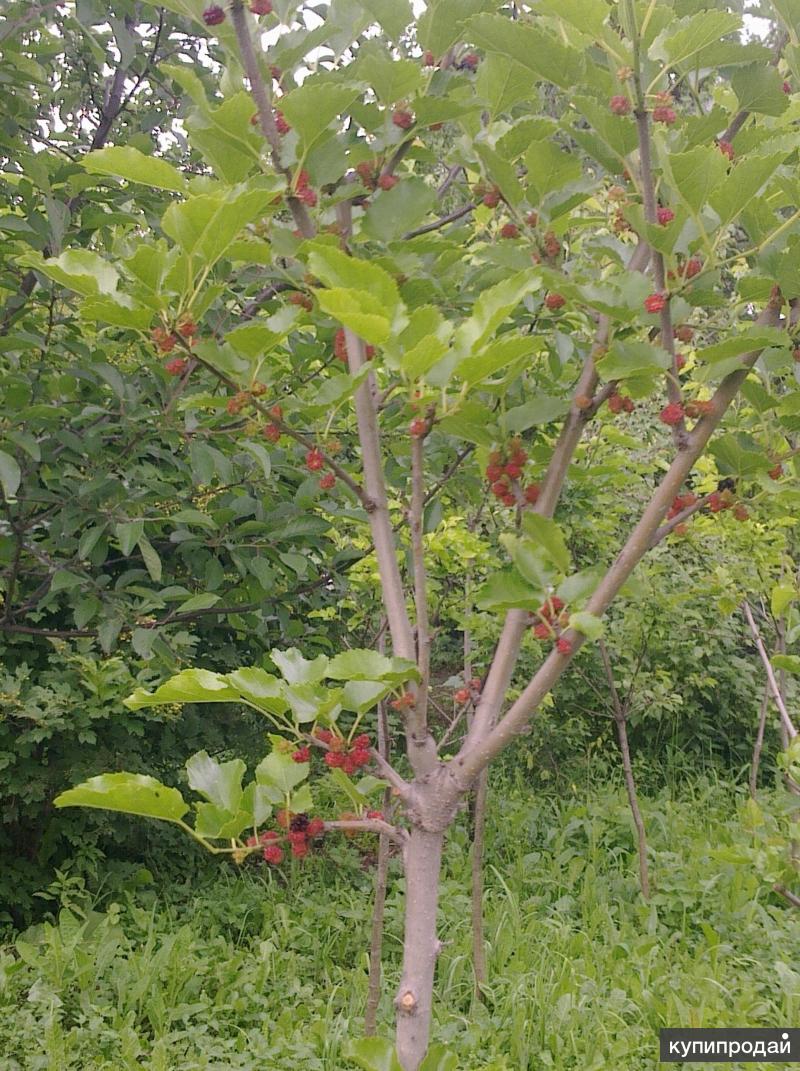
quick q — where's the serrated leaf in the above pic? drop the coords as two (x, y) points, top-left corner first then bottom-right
(137, 535), (162, 583)
(732, 64), (790, 117)
(327, 650), (419, 684)
(596, 341), (671, 381)
(346, 1036), (402, 1071)
(771, 585), (796, 618)
(772, 654), (800, 675)
(475, 568), (544, 611)
(521, 514), (571, 573)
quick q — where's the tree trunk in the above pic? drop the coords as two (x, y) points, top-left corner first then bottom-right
(613, 708), (650, 900)
(470, 770), (488, 999)
(750, 685), (771, 799)
(395, 827), (445, 1071)
(365, 693), (392, 1035)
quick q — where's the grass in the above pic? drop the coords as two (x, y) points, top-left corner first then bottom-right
(0, 774), (797, 1070)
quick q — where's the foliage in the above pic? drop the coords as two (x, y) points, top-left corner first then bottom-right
(1, 779), (798, 1070)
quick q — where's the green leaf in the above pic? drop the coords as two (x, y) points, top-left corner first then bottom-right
(308, 244), (401, 316)
(505, 395), (569, 432)
(772, 654), (800, 675)
(124, 669), (239, 710)
(82, 146), (187, 192)
(709, 153), (787, 227)
(771, 585), (796, 618)
(475, 568), (543, 611)
(327, 650), (419, 684)
(226, 668), (289, 715)
(241, 440), (272, 480)
(650, 11), (741, 69)
(194, 802), (250, 839)
(420, 1045), (459, 1071)
(342, 680), (391, 714)
(458, 335), (539, 388)
(186, 750), (246, 812)
(358, 54), (423, 105)
(732, 64), (790, 117)
(568, 611), (604, 641)
(54, 773), (189, 824)
(0, 449), (21, 500)
(271, 648), (329, 685)
(453, 271), (538, 359)
(595, 341), (671, 381)
(316, 289), (392, 345)
(279, 81), (362, 152)
(20, 249), (119, 296)
(521, 514), (571, 573)
(358, 0), (413, 41)
(694, 326), (787, 365)
(501, 534), (557, 590)
(466, 13), (584, 90)
(666, 147), (728, 214)
(177, 592), (221, 613)
(417, 0), (497, 55)
(363, 178), (437, 241)
(161, 185), (276, 276)
(524, 140), (582, 200)
(115, 519), (144, 556)
(256, 751), (308, 795)
(137, 535), (162, 583)
(346, 1037), (402, 1071)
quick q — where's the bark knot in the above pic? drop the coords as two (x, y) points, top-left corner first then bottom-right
(397, 990), (418, 1014)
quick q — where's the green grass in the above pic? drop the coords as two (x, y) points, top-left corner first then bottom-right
(1, 776), (797, 1070)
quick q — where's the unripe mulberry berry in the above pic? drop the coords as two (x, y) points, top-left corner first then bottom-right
(657, 206), (674, 225)
(292, 746), (310, 763)
(524, 483), (540, 505)
(324, 751), (344, 768)
(263, 844), (283, 864)
(675, 325), (694, 343)
(250, 0), (272, 11)
(556, 638), (573, 655)
(683, 257), (702, 279)
(353, 734), (371, 750)
(483, 188), (501, 208)
(275, 110), (290, 135)
(545, 292), (565, 311)
(533, 622), (551, 640)
(307, 818), (325, 837)
(460, 53), (479, 70)
(609, 95), (631, 115)
(454, 687), (471, 703)
(500, 222), (519, 239)
(409, 418), (428, 438)
(263, 423), (281, 443)
(424, 50), (436, 67)
(768, 464), (783, 480)
(378, 174), (398, 190)
(319, 473), (336, 490)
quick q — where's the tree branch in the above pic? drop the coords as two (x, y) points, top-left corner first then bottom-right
(742, 601), (798, 740)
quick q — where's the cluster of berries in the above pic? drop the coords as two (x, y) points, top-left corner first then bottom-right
(390, 690), (415, 711)
(293, 169), (317, 206)
(247, 812), (326, 864)
(608, 390), (636, 415)
(275, 109), (291, 135)
(355, 160), (398, 191)
(334, 327), (375, 363)
(667, 491), (698, 519)
(315, 729), (372, 774)
(668, 256), (702, 282)
(531, 596), (573, 654)
(152, 318), (198, 376)
(454, 677), (482, 704)
(226, 383), (266, 415)
(485, 440), (540, 508)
